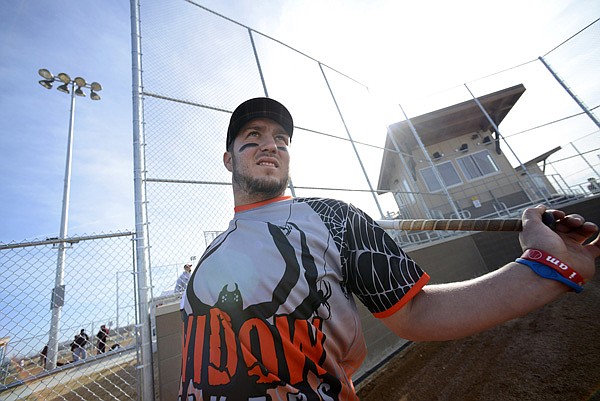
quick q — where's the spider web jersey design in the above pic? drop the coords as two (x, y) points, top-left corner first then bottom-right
(179, 197), (429, 400)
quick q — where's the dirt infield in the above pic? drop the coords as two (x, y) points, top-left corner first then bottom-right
(356, 273), (600, 401)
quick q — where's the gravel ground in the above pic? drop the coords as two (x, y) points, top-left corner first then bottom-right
(356, 272), (600, 401)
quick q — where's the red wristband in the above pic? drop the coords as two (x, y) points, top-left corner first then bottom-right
(520, 249), (586, 286)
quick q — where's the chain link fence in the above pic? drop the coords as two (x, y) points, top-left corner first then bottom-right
(137, 1), (599, 263)
(0, 233), (139, 400)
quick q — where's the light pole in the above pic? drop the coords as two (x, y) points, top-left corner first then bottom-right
(38, 68), (102, 370)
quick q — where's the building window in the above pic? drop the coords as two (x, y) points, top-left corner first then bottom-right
(394, 179), (416, 206)
(456, 150), (499, 180)
(420, 161), (462, 192)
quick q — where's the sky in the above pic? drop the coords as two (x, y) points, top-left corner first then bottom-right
(0, 0), (599, 244)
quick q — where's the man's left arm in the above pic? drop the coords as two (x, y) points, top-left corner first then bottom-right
(381, 205), (600, 341)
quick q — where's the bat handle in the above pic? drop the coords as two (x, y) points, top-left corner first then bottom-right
(542, 211), (557, 230)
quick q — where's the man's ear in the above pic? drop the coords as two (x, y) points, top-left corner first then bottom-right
(223, 151), (233, 172)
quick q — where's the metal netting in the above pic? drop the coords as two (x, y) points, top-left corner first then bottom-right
(0, 233), (138, 400)
(137, 1), (599, 266)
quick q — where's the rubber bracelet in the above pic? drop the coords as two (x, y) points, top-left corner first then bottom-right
(515, 258), (584, 293)
(520, 249), (586, 286)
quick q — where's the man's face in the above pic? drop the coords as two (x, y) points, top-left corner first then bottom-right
(224, 117), (290, 200)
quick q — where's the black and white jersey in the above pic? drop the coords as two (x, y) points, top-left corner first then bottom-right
(179, 196), (429, 400)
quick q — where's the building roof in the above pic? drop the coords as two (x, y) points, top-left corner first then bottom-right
(515, 146), (562, 172)
(377, 84), (526, 193)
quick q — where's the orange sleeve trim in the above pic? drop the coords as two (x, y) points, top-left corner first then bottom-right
(372, 273), (430, 319)
(234, 196), (293, 213)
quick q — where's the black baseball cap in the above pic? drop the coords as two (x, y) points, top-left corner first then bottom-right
(226, 97), (294, 150)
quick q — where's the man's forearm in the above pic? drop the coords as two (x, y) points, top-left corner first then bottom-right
(382, 262), (569, 342)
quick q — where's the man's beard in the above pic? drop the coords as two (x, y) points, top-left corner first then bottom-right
(232, 159), (289, 199)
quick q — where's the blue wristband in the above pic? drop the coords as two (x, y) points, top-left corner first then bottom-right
(515, 258), (584, 293)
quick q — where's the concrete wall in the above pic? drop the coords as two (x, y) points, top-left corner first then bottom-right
(154, 196), (600, 397)
(154, 301), (182, 400)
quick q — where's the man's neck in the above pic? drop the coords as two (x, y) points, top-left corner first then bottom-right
(233, 192), (286, 208)
(233, 193), (291, 213)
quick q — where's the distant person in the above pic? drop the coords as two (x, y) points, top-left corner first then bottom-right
(72, 329), (89, 361)
(174, 263), (192, 292)
(587, 177), (600, 194)
(96, 325), (109, 354)
(39, 344), (48, 367)
(70, 335), (78, 362)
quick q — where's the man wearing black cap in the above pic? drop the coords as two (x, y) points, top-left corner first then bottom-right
(179, 97), (599, 399)
(223, 97), (294, 207)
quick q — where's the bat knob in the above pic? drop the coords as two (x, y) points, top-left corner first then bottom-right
(542, 211), (556, 231)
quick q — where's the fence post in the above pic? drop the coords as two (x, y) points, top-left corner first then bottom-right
(130, 0), (155, 399)
(319, 63), (384, 217)
(538, 56), (600, 130)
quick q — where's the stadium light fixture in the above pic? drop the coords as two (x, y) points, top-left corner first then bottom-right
(36, 67), (103, 371)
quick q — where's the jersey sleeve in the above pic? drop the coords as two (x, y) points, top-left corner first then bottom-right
(341, 203), (429, 317)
